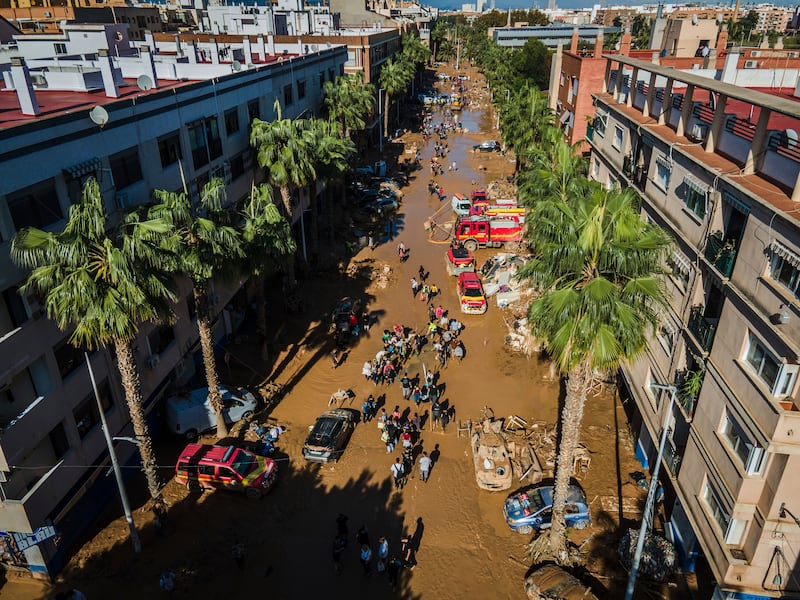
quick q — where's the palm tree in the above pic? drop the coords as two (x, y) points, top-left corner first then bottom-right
(399, 34), (431, 94)
(518, 137), (587, 208)
(518, 184), (672, 564)
(500, 84), (556, 170)
(11, 178), (176, 505)
(145, 178), (243, 438)
(250, 99), (316, 221)
(240, 184), (296, 361)
(307, 118), (356, 256)
(378, 58), (413, 139)
(323, 73), (376, 140)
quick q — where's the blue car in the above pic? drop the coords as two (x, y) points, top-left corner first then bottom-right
(503, 484), (590, 535)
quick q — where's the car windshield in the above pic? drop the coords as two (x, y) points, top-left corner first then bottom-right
(518, 488), (546, 511)
(463, 287), (483, 298)
(309, 418), (338, 447)
(230, 450), (258, 477)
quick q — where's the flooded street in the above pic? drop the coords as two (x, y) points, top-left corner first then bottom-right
(4, 66), (665, 600)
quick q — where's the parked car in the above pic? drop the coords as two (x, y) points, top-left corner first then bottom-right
(457, 74), (471, 81)
(503, 484), (590, 535)
(175, 443), (277, 498)
(165, 385), (258, 441)
(302, 409), (358, 463)
(474, 140), (501, 153)
(371, 197), (399, 213)
(457, 271), (487, 314)
(331, 296), (362, 333)
(446, 245), (475, 276)
(524, 564), (598, 600)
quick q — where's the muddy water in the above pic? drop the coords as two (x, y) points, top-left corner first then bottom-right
(13, 69), (656, 600)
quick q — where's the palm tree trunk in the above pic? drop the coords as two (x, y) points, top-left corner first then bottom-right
(195, 287), (228, 438)
(384, 93), (391, 140)
(548, 359), (590, 562)
(114, 340), (162, 504)
(279, 186), (294, 219)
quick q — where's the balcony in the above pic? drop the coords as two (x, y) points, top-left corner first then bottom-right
(674, 369), (702, 420)
(688, 305), (717, 353)
(704, 232), (738, 278)
(663, 440), (683, 476)
(586, 124), (594, 142)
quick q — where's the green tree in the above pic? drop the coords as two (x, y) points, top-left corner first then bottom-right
(431, 20), (451, 61)
(631, 15), (652, 49)
(250, 100), (316, 221)
(500, 84), (556, 170)
(240, 184), (296, 360)
(378, 57), (413, 138)
(512, 38), (551, 90)
(518, 184), (671, 564)
(11, 178), (176, 504)
(518, 137), (587, 205)
(323, 72), (376, 139)
(146, 179), (243, 438)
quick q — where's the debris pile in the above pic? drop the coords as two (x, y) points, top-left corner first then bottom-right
(346, 259), (393, 289)
(618, 529), (676, 582)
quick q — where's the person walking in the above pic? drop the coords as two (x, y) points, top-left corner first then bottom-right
(377, 536), (389, 573)
(362, 397), (372, 423)
(356, 525), (370, 548)
(431, 400), (443, 431)
(400, 536), (416, 570)
(411, 386), (422, 407)
(391, 457), (405, 490)
(440, 408), (451, 433)
(360, 544), (373, 576)
(401, 373), (411, 400)
(419, 451), (432, 482)
(387, 556), (402, 590)
(410, 277), (419, 299)
(332, 534), (347, 573)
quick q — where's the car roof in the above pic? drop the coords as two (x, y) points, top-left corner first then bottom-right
(177, 444), (240, 464)
(168, 386), (233, 409)
(529, 484), (587, 506)
(459, 272), (481, 285)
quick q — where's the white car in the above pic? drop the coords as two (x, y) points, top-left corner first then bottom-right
(165, 385), (258, 440)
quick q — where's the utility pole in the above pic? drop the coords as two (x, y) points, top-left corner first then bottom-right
(624, 384), (677, 600)
(86, 353), (141, 554)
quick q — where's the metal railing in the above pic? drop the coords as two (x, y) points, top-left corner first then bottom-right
(688, 305), (717, 352)
(705, 233), (737, 278)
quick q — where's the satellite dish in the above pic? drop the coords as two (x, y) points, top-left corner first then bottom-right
(89, 105), (109, 127)
(232, 60), (242, 72)
(137, 74), (153, 91)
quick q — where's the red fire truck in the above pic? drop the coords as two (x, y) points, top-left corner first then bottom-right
(453, 216), (524, 251)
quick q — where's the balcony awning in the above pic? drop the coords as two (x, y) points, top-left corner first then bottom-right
(63, 157), (102, 179)
(656, 154), (672, 169)
(683, 174), (707, 195)
(670, 251), (692, 273)
(560, 110), (571, 124)
(770, 240), (800, 267)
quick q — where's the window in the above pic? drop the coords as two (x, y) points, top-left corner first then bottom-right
(654, 158), (671, 191)
(247, 100), (260, 122)
(2, 286), (29, 329)
(657, 320), (676, 355)
(147, 324), (175, 356)
(319, 72), (325, 89)
(54, 341), (87, 380)
(224, 108), (240, 135)
(666, 251), (692, 292)
(49, 422), (69, 460)
(109, 147), (143, 189)
(158, 132), (182, 168)
(684, 177), (707, 219)
(328, 68), (334, 82)
(54, 42), (66, 55)
(72, 381), (112, 440)
(745, 334), (798, 397)
(7, 180), (62, 230)
(703, 481), (730, 536)
(720, 412), (765, 475)
(297, 79), (306, 100)
(770, 246), (800, 299)
(612, 125), (624, 151)
(283, 84), (293, 106)
(592, 159), (600, 180)
(187, 117), (222, 170)
(594, 114), (607, 137)
(229, 152), (246, 181)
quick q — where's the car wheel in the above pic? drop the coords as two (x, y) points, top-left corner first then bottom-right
(464, 240), (478, 252)
(574, 520), (588, 530)
(245, 487), (261, 499)
(242, 411), (254, 420)
(517, 525), (533, 535)
(184, 429), (198, 442)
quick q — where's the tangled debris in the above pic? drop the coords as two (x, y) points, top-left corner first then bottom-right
(618, 529), (676, 582)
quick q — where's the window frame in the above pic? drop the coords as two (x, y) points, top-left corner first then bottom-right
(612, 125), (624, 151)
(157, 131), (182, 168)
(72, 380), (113, 440)
(720, 412), (765, 475)
(283, 84), (293, 106)
(770, 253), (800, 299)
(109, 147), (143, 190)
(744, 334), (798, 398)
(224, 108), (240, 136)
(7, 179), (62, 231)
(702, 480), (731, 538)
(685, 186), (707, 219)
(654, 160), (671, 191)
(297, 79), (306, 100)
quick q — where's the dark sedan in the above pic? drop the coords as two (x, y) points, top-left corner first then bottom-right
(474, 140), (501, 152)
(302, 409), (358, 463)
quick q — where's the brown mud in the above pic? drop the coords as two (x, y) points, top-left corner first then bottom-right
(1, 63), (701, 600)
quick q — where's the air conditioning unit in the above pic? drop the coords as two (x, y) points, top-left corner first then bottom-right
(750, 50), (761, 58)
(174, 359), (187, 380)
(691, 123), (709, 141)
(115, 191), (130, 210)
(744, 60), (758, 69)
(147, 354), (160, 369)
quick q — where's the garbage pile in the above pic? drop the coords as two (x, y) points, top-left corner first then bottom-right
(504, 317), (539, 357)
(346, 259), (393, 290)
(486, 179), (518, 200)
(618, 529), (676, 582)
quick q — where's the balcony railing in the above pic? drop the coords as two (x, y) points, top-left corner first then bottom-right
(688, 305), (717, 352)
(674, 369), (701, 420)
(663, 440), (683, 476)
(705, 233), (737, 278)
(586, 124), (594, 142)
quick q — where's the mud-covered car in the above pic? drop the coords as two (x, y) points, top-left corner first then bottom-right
(446, 245), (476, 276)
(474, 140), (501, 152)
(302, 409), (358, 463)
(524, 564), (598, 600)
(331, 297), (362, 333)
(504, 484), (590, 535)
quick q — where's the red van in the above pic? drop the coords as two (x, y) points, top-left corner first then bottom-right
(175, 444), (277, 498)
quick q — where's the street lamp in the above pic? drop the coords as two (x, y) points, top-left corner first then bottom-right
(624, 383), (677, 600)
(779, 503), (800, 528)
(85, 353), (141, 554)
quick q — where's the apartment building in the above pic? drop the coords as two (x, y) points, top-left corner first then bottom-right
(0, 23), (346, 577)
(588, 54), (800, 598)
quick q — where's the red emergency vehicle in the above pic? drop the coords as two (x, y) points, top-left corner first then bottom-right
(454, 216), (524, 251)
